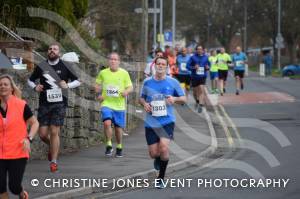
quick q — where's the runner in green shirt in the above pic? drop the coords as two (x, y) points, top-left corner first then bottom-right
(95, 52), (133, 157)
(208, 50), (219, 94)
(217, 47), (231, 96)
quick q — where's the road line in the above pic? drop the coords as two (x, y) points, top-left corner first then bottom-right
(219, 104), (241, 141)
(205, 87), (234, 147)
(203, 107), (218, 149)
(214, 106), (234, 147)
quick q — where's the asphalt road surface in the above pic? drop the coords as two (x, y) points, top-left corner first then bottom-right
(96, 74), (300, 199)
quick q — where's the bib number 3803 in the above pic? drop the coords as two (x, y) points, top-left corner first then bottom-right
(151, 100), (167, 117)
(46, 88), (63, 102)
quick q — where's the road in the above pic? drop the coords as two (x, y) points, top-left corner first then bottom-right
(93, 73), (300, 199)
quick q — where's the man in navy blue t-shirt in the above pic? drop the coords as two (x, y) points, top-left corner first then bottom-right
(187, 45), (210, 113)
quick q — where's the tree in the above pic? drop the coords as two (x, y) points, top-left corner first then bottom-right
(88, 0), (142, 54)
(0, 0), (88, 40)
(282, 0), (300, 63)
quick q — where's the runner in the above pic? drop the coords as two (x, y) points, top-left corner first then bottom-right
(217, 47), (231, 96)
(187, 47), (194, 57)
(95, 52), (133, 157)
(27, 43), (81, 172)
(176, 47), (191, 97)
(168, 48), (178, 78)
(139, 57), (186, 189)
(0, 75), (39, 199)
(231, 46), (248, 95)
(208, 49), (219, 94)
(187, 45), (210, 113)
(163, 45), (171, 58)
(144, 48), (164, 78)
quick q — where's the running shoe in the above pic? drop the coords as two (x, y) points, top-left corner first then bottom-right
(156, 179), (166, 189)
(194, 103), (199, 110)
(115, 148), (123, 158)
(198, 105), (203, 113)
(105, 146), (113, 157)
(50, 162), (58, 173)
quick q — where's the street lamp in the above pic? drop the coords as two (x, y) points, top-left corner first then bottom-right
(159, 0), (163, 48)
(243, 0), (247, 53)
(207, 15), (212, 49)
(276, 0), (283, 70)
(172, 0), (176, 47)
(153, 0), (157, 48)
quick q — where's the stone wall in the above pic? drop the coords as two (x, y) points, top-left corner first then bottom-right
(0, 62), (141, 160)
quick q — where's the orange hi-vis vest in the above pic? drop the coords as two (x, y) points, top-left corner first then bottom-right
(0, 95), (29, 159)
(168, 55), (178, 76)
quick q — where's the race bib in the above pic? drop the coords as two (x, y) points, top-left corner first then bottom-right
(219, 59), (225, 64)
(180, 63), (187, 71)
(151, 100), (167, 117)
(236, 61), (244, 66)
(196, 67), (205, 75)
(106, 85), (119, 97)
(46, 88), (63, 102)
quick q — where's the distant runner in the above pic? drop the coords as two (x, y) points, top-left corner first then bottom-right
(187, 45), (210, 113)
(217, 47), (231, 96)
(231, 46), (247, 95)
(208, 49), (219, 94)
(176, 47), (191, 98)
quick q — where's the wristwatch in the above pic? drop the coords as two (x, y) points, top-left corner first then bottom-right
(27, 136), (33, 143)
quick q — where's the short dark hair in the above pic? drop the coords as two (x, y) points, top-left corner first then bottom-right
(155, 48), (163, 54)
(195, 45), (203, 51)
(49, 43), (61, 50)
(154, 56), (169, 66)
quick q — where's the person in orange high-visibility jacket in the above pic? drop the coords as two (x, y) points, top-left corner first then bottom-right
(168, 49), (179, 78)
(0, 74), (39, 199)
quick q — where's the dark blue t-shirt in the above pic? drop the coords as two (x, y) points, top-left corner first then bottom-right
(187, 53), (210, 78)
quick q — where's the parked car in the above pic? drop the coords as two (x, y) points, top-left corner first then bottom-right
(282, 64), (300, 76)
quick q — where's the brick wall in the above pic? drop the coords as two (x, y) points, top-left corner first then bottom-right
(0, 62), (141, 160)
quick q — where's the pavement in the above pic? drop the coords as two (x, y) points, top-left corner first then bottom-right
(19, 96), (218, 199)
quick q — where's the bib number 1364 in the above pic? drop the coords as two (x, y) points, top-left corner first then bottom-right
(106, 85), (119, 97)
